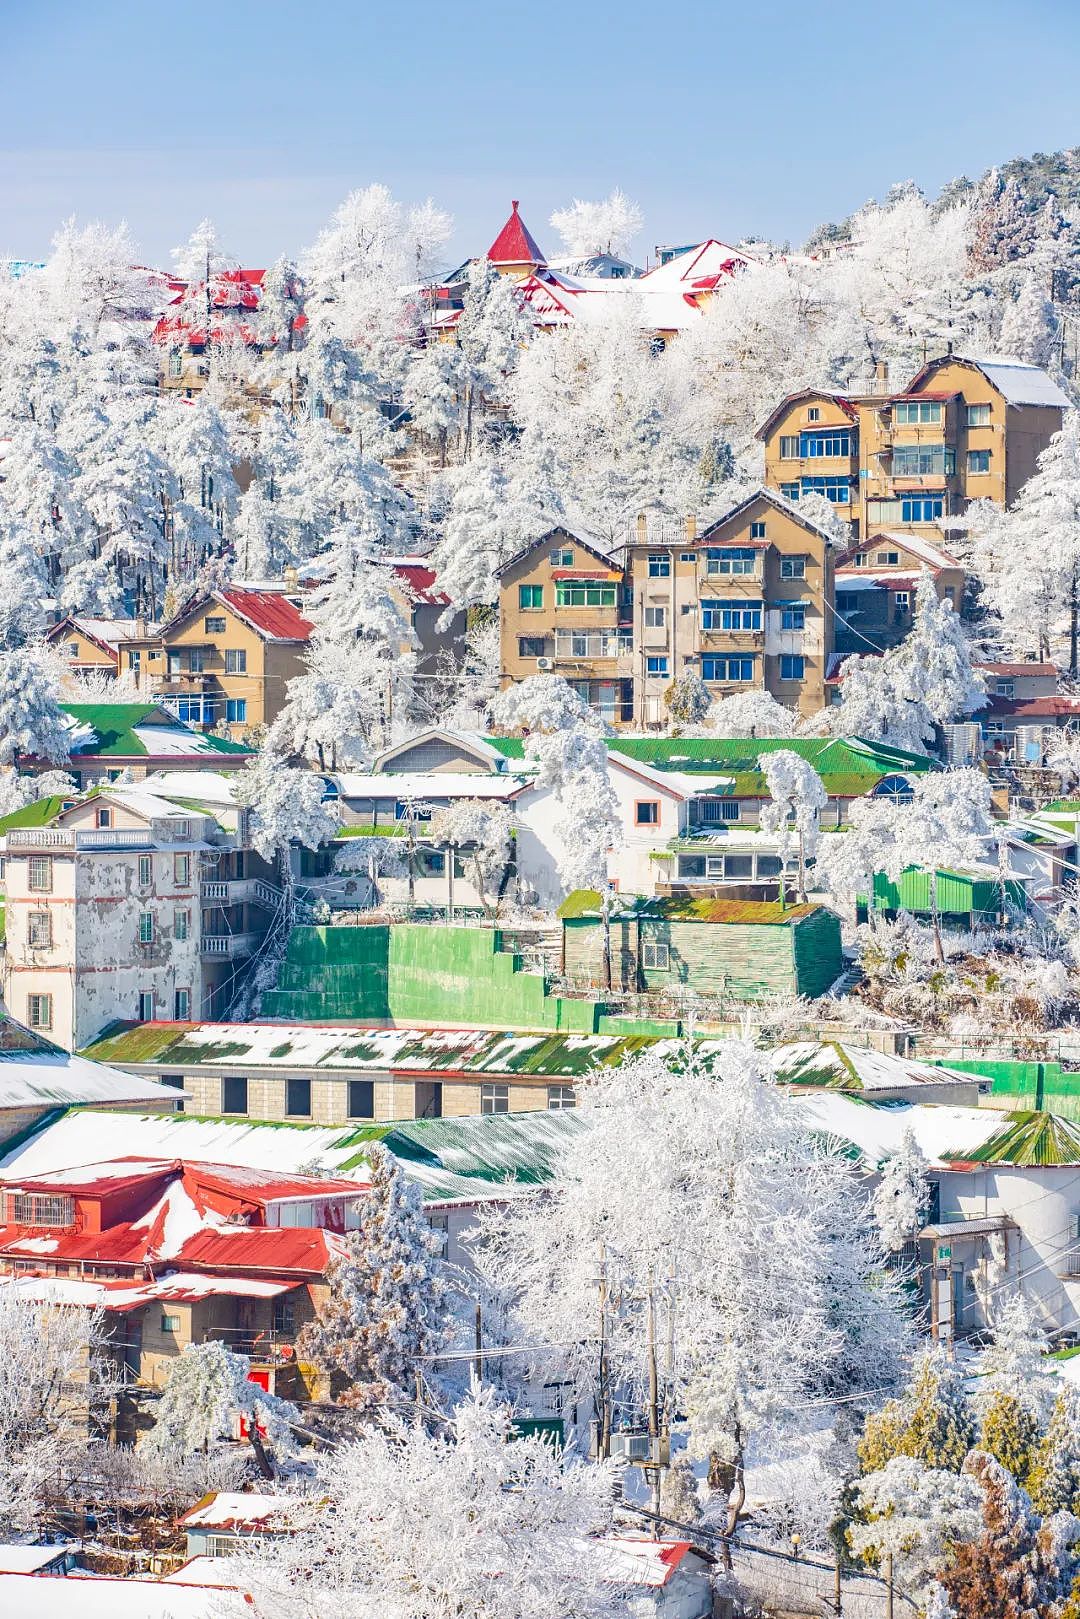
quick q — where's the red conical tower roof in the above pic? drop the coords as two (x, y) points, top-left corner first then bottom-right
(487, 199), (547, 268)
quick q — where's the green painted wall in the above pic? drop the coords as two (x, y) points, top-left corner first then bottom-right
(872, 869), (1025, 920)
(790, 907), (845, 999)
(926, 1056), (1080, 1119)
(261, 925), (601, 1032)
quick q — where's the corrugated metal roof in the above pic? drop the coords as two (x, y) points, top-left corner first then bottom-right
(944, 1111), (1080, 1167)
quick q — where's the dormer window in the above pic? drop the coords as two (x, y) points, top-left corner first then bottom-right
(96, 807), (112, 829)
(807, 407), (821, 422)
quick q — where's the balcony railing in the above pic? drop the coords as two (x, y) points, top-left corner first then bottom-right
(6, 828), (154, 851)
(201, 931), (257, 957)
(201, 877), (281, 909)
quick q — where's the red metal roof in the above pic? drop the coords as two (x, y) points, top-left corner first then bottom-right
(392, 563), (451, 608)
(487, 200), (547, 267)
(984, 695), (1080, 718)
(215, 589), (314, 642)
(178, 1226), (346, 1277)
(974, 661), (1058, 678)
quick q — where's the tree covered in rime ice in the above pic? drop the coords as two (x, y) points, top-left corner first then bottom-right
(488, 674), (620, 894)
(849, 1455), (983, 1597)
(1030, 1385), (1080, 1517)
(759, 748), (827, 899)
(873, 1128), (930, 1252)
(237, 1384), (620, 1619)
(428, 799), (514, 916)
(297, 1147), (449, 1416)
(0, 1291), (105, 1536)
(974, 1294), (1053, 1425)
(939, 1451), (1080, 1619)
(454, 258), (532, 455)
(234, 749), (340, 862)
(431, 455), (565, 618)
(0, 648), (71, 767)
(824, 572), (984, 752)
(704, 687), (796, 737)
(549, 189), (643, 259)
(663, 670), (713, 729)
(859, 1348), (976, 1474)
(475, 1041), (909, 1542)
(147, 1340), (299, 1474)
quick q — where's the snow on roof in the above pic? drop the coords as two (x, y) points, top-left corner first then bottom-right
(956, 355), (1072, 409)
(0, 1570), (250, 1616)
(161, 1558), (239, 1587)
(390, 561), (451, 608)
(0, 1047), (178, 1112)
(0, 1543), (77, 1573)
(334, 772), (528, 802)
(793, 1091), (1006, 1169)
(180, 1491), (290, 1531)
(857, 530), (962, 570)
(592, 1535), (697, 1587)
(974, 662), (1058, 678)
(371, 729), (512, 773)
(772, 1041), (983, 1094)
(0, 1270), (295, 1313)
(639, 239), (754, 289)
(140, 770), (242, 806)
(215, 588), (314, 642)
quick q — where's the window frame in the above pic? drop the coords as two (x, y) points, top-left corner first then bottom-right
(645, 655), (669, 678)
(174, 908), (190, 941)
(480, 1083), (509, 1115)
(779, 653), (806, 681)
(780, 556), (807, 580)
(647, 553), (671, 579)
(27, 993), (52, 1030)
(642, 940), (671, 971)
(224, 647), (247, 675)
(547, 1085), (577, 1111)
(286, 1077), (312, 1117)
(348, 1078), (375, 1119)
(174, 988), (191, 1021)
(138, 912), (155, 945)
(204, 615), (226, 634)
(634, 800), (661, 826)
(518, 584), (543, 610)
(222, 1075), (249, 1115)
(138, 853), (153, 885)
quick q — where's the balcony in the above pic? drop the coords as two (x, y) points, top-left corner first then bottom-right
(201, 877), (281, 910)
(5, 828), (154, 851)
(201, 932), (258, 957)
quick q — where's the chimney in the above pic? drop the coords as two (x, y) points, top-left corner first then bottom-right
(685, 514), (698, 543)
(636, 512), (648, 544)
(874, 359), (889, 394)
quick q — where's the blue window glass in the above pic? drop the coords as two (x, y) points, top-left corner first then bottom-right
(800, 476), (850, 503)
(225, 699), (247, 723)
(780, 483), (800, 500)
(701, 655), (755, 682)
(169, 697), (210, 724)
(799, 430), (851, 458)
(780, 602), (806, 631)
(892, 446), (955, 476)
(701, 600), (762, 631)
(705, 548), (756, 577)
(901, 497), (944, 523)
(779, 654), (805, 680)
(967, 449), (991, 474)
(645, 656), (669, 677)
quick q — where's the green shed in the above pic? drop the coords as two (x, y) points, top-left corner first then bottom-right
(870, 867), (1026, 925)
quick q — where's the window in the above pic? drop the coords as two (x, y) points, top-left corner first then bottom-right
(138, 912), (154, 944)
(968, 449), (991, 474)
(894, 591), (911, 615)
(168, 350), (183, 378)
(642, 940), (670, 971)
(807, 407), (820, 422)
(645, 656), (669, 678)
(30, 857), (56, 892)
(188, 646), (206, 673)
(894, 400), (942, 424)
(554, 629), (629, 658)
(699, 798), (740, 823)
(27, 910), (51, 948)
(702, 654), (754, 682)
(780, 482), (800, 500)
(272, 1297), (296, 1336)
(876, 550), (900, 565)
(779, 654), (805, 680)
(174, 908), (190, 943)
(780, 556), (807, 579)
(966, 403), (992, 426)
(167, 651), (182, 676)
(222, 1076), (248, 1114)
(136, 853), (151, 885)
(749, 520), (767, 539)
(705, 547), (757, 576)
(225, 698), (247, 724)
(27, 993), (52, 1030)
(756, 855), (782, 878)
(170, 696), (210, 724)
(724, 855), (754, 879)
(547, 1085), (576, 1110)
(66, 640), (79, 660)
(481, 1084), (509, 1115)
(635, 801), (660, 825)
(162, 1073), (184, 1089)
(644, 606), (666, 627)
(994, 679), (1016, 698)
(225, 648), (247, 674)
(677, 855), (707, 878)
(96, 807), (112, 829)
(129, 649), (141, 670)
(518, 636), (547, 658)
(852, 552), (868, 567)
(780, 601), (806, 631)
(800, 430), (851, 458)
(647, 554), (671, 578)
(679, 551), (696, 563)
(173, 853), (190, 886)
(901, 496), (944, 523)
(800, 475), (850, 503)
(891, 445), (955, 477)
(138, 991), (154, 1022)
(518, 585), (543, 610)
(204, 615), (226, 633)
(549, 548), (573, 566)
(779, 435), (800, 459)
(286, 1077), (312, 1117)
(161, 1314), (181, 1333)
(873, 775), (915, 804)
(174, 988), (190, 1020)
(348, 1079), (375, 1119)
(701, 599), (762, 631)
(554, 580), (616, 608)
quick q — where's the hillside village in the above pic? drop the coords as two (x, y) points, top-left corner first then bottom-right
(6, 128), (1080, 1619)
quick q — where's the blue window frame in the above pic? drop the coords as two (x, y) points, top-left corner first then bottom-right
(779, 654), (805, 680)
(780, 601), (806, 631)
(645, 656), (669, 677)
(800, 430), (851, 458)
(648, 554), (671, 578)
(901, 496), (944, 523)
(705, 548), (756, 576)
(225, 699), (247, 723)
(800, 476), (850, 503)
(169, 697), (210, 724)
(701, 655), (754, 682)
(780, 482), (800, 500)
(701, 600), (762, 631)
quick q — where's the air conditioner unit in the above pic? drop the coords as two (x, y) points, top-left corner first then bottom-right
(536, 657), (554, 671)
(609, 1431), (653, 1463)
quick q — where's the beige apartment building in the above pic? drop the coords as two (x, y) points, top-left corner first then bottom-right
(496, 491), (834, 727)
(757, 354), (1070, 540)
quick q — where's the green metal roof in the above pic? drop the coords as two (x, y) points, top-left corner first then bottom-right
(486, 735), (932, 797)
(62, 703), (250, 756)
(558, 889), (817, 926)
(943, 1110), (1080, 1167)
(0, 795), (70, 835)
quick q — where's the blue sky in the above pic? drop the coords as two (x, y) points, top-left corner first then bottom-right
(3, 0), (1079, 270)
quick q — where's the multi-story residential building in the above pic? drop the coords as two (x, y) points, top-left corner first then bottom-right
(758, 354), (1070, 540)
(45, 616), (156, 680)
(833, 529), (966, 655)
(496, 491), (835, 728)
(0, 782), (279, 1049)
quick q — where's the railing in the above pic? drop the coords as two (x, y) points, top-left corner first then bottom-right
(204, 1327), (298, 1361)
(201, 877), (282, 909)
(6, 828), (153, 850)
(201, 932), (257, 957)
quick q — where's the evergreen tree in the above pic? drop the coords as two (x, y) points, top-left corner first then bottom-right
(1029, 1385), (1080, 1516)
(146, 1340), (299, 1477)
(0, 649), (71, 768)
(297, 1144), (451, 1416)
(940, 1451), (1078, 1619)
(873, 1129), (931, 1253)
(859, 1348), (976, 1474)
(980, 1391), (1041, 1488)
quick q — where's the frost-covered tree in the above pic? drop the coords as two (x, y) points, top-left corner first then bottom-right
(873, 1128), (931, 1253)
(428, 799), (514, 917)
(759, 748), (828, 900)
(1030, 1386), (1080, 1517)
(489, 674), (620, 895)
(146, 1340), (299, 1477)
(549, 189), (643, 259)
(297, 1144), (450, 1416)
(478, 1040), (909, 1545)
(824, 573), (984, 752)
(237, 1383), (620, 1619)
(0, 502), (49, 649)
(859, 1348), (976, 1475)
(940, 1451), (1079, 1619)
(455, 257), (532, 454)
(704, 687), (796, 738)
(849, 1455), (983, 1597)
(974, 1294), (1053, 1425)
(234, 749), (340, 863)
(663, 671), (712, 729)
(0, 648), (71, 767)
(432, 457), (563, 618)
(998, 272), (1060, 367)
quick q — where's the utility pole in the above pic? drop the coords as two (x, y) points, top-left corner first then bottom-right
(885, 1551), (894, 1619)
(834, 1547), (843, 1615)
(645, 1269), (661, 1529)
(601, 882), (613, 993)
(596, 1242), (611, 1461)
(473, 1303), (483, 1385)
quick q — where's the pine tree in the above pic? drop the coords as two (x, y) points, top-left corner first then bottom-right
(297, 1144), (450, 1417)
(0, 649), (71, 768)
(1029, 1385), (1080, 1516)
(859, 1349), (976, 1474)
(980, 1391), (1041, 1487)
(940, 1451), (1077, 1619)
(145, 1340), (299, 1477)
